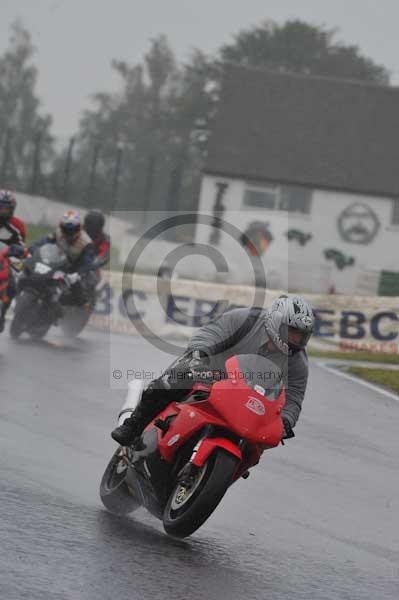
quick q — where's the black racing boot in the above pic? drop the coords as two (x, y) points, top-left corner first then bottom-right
(111, 379), (175, 446)
(111, 414), (145, 446)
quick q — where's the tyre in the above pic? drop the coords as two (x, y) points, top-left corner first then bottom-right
(100, 448), (140, 516)
(163, 449), (239, 538)
(10, 291), (39, 339)
(29, 322), (51, 340)
(60, 306), (92, 338)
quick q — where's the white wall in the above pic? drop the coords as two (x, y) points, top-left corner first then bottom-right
(197, 175), (398, 294)
(15, 192), (85, 227)
(13, 192), (196, 273)
(13, 191), (130, 250)
(15, 186), (395, 295)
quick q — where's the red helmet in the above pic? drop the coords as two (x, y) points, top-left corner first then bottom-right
(59, 210), (81, 242)
(0, 190), (16, 220)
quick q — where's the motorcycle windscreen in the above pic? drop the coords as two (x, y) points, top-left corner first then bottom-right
(231, 354), (283, 399)
(37, 243), (68, 269)
(208, 354), (285, 446)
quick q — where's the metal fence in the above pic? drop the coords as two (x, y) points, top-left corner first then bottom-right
(0, 129), (202, 214)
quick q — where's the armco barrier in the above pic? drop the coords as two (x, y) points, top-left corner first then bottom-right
(90, 271), (399, 354)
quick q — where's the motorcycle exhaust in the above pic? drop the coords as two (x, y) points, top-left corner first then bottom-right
(117, 379), (145, 425)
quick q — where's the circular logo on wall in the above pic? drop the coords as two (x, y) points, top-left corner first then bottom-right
(337, 202), (380, 245)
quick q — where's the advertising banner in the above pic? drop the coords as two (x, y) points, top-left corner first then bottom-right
(91, 271), (399, 354)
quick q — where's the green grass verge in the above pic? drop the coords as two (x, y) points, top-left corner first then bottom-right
(347, 366), (399, 394)
(308, 349), (399, 364)
(25, 223), (53, 246)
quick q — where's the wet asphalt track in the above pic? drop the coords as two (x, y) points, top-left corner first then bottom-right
(0, 328), (398, 600)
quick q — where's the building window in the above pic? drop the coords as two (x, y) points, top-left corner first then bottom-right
(243, 185), (278, 210)
(243, 183), (312, 214)
(391, 199), (399, 225)
(280, 186), (312, 213)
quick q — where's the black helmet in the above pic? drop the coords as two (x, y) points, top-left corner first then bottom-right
(0, 189), (16, 221)
(84, 209), (105, 239)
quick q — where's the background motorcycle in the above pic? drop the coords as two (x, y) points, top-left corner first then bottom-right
(10, 243), (71, 340)
(0, 242), (11, 330)
(100, 355), (285, 538)
(0, 241), (25, 333)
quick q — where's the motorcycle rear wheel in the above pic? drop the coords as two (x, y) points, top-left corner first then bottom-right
(100, 447), (139, 516)
(163, 449), (238, 538)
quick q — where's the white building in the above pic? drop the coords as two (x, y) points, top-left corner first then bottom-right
(196, 65), (399, 295)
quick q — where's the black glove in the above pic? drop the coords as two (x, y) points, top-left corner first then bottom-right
(188, 349), (227, 384)
(282, 418), (295, 440)
(165, 350), (211, 390)
(8, 244), (25, 258)
(167, 360), (194, 389)
(188, 349), (210, 369)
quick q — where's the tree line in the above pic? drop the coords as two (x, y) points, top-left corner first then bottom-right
(0, 19), (390, 214)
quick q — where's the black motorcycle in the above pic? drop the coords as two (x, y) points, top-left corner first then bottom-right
(10, 243), (71, 340)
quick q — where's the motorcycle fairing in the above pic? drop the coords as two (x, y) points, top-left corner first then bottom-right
(206, 356), (285, 447)
(155, 403), (228, 463)
(155, 369), (284, 464)
(206, 380), (284, 447)
(190, 437), (242, 468)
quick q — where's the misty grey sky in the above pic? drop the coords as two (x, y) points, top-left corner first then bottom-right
(1, 0), (397, 137)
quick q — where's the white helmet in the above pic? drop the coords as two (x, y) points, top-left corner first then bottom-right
(264, 295), (314, 355)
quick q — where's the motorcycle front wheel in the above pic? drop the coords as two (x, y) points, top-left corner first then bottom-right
(60, 305), (93, 338)
(163, 448), (239, 538)
(29, 321), (52, 340)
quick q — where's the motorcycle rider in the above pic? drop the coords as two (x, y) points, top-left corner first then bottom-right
(29, 210), (96, 306)
(83, 209), (110, 269)
(0, 190), (27, 331)
(112, 294), (314, 445)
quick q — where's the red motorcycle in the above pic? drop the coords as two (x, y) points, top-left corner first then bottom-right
(100, 354), (285, 538)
